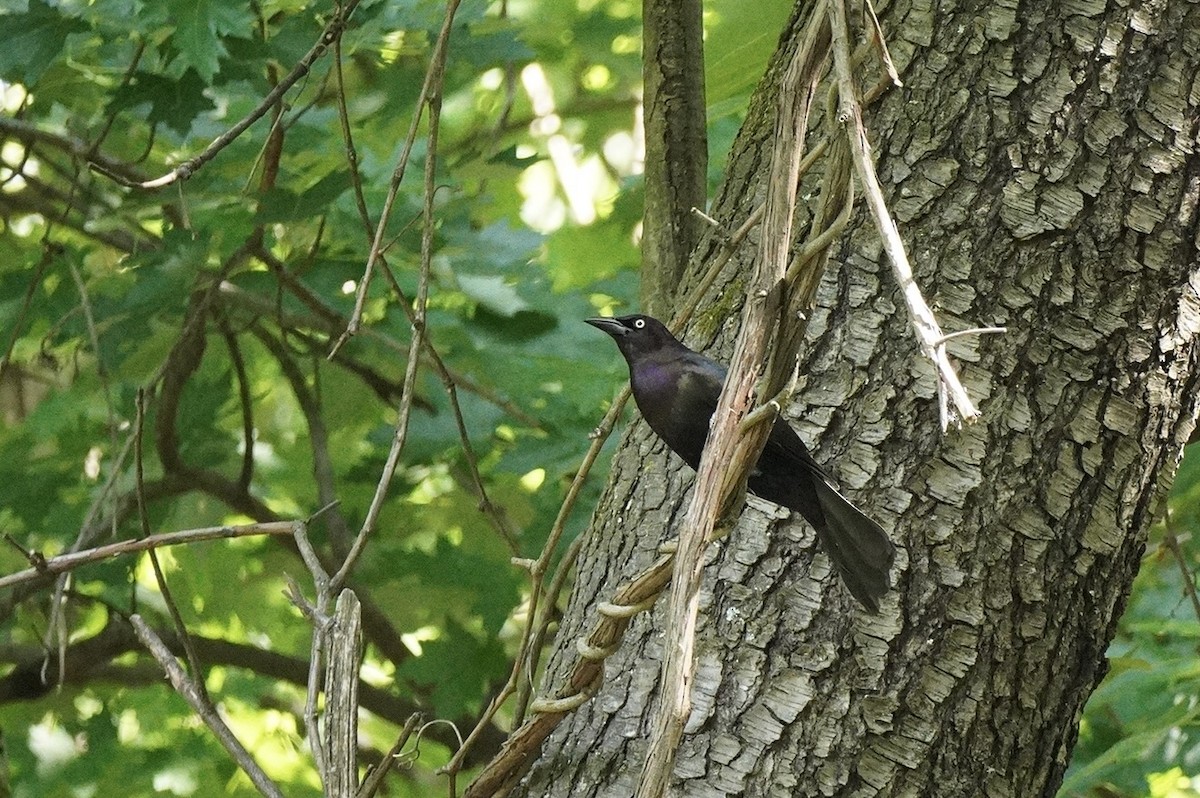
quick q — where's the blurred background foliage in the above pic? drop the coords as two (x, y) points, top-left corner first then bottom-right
(0, 0), (1196, 796)
(1061, 457), (1200, 798)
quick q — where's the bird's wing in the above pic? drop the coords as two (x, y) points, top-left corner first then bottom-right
(669, 353), (725, 468)
(760, 406), (831, 481)
(634, 351), (725, 470)
(676, 351), (727, 393)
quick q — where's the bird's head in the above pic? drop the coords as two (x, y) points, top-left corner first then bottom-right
(585, 314), (683, 362)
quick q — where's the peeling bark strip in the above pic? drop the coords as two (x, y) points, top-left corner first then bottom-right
(521, 1), (1200, 797)
(636, 5), (833, 793)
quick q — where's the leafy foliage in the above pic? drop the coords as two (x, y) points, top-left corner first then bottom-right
(1062, 447), (1200, 798)
(0, 0), (784, 795)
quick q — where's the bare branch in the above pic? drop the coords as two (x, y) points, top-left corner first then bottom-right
(0, 522), (296, 591)
(358, 713), (423, 798)
(331, 4), (455, 590)
(827, 0), (993, 429)
(130, 616), (286, 798)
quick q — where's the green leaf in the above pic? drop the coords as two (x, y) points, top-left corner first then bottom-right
(456, 273), (529, 316)
(167, 0), (254, 81)
(0, 0), (88, 85)
(543, 187), (641, 291)
(255, 170), (353, 223)
(459, 18), (536, 66)
(107, 69), (215, 136)
(398, 620), (508, 718)
(704, 0), (793, 119)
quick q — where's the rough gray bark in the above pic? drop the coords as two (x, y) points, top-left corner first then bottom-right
(519, 0), (1200, 796)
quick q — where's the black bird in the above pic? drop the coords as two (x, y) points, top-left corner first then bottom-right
(586, 313), (895, 611)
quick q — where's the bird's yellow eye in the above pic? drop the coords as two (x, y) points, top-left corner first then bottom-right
(634, 318), (645, 329)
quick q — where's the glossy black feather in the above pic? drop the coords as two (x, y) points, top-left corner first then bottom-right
(586, 313), (895, 611)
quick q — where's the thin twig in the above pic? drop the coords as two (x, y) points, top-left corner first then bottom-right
(218, 312), (257, 493)
(333, 27), (374, 243)
(511, 531), (585, 723)
(357, 713), (423, 798)
(66, 259), (120, 535)
(234, 256), (542, 426)
(375, 269), (521, 556)
(1163, 511), (1200, 623)
(0, 523), (297, 591)
(130, 615), (286, 798)
(135, 389), (211, 704)
(331, 4), (455, 591)
(43, 255), (121, 687)
(331, 0), (462, 355)
(88, 40), (147, 155)
(250, 325), (355, 559)
(90, 1), (362, 190)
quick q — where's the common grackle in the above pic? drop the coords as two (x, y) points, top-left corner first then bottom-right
(586, 313), (895, 611)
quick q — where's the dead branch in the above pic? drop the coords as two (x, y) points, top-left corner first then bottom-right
(0, 522), (296, 591)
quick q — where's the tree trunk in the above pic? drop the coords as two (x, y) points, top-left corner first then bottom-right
(521, 0), (1200, 796)
(640, 0), (708, 316)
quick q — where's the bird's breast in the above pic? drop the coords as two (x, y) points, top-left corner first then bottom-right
(631, 361), (676, 398)
(631, 363), (717, 471)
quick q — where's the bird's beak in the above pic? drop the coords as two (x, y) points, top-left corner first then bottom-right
(585, 317), (627, 337)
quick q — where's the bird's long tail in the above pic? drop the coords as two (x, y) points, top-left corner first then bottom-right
(811, 479), (895, 612)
